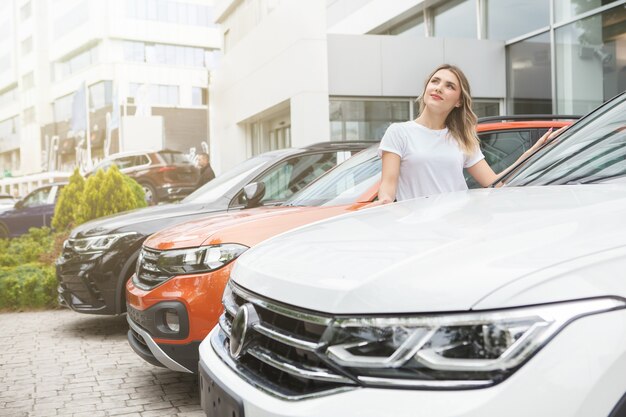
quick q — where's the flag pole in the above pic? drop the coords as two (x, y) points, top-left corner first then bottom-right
(85, 83), (92, 169)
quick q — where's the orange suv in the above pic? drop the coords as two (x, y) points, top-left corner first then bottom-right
(126, 117), (577, 373)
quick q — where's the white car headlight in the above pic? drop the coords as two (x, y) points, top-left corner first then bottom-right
(68, 232), (138, 253)
(322, 298), (624, 388)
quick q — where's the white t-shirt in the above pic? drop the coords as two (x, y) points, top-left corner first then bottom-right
(378, 121), (484, 201)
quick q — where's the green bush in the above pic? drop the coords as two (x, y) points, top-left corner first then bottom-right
(0, 227), (54, 267)
(52, 167), (85, 231)
(76, 165), (146, 225)
(0, 228), (60, 310)
(0, 263), (57, 310)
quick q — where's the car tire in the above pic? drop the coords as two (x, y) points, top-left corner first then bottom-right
(141, 183), (158, 205)
(0, 223), (8, 239)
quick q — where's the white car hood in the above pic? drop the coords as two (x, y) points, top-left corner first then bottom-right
(232, 185), (626, 314)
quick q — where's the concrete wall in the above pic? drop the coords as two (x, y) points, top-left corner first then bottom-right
(327, 34), (506, 99)
(211, 0), (329, 173)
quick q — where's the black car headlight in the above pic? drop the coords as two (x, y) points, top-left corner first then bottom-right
(322, 298), (624, 388)
(138, 244), (248, 277)
(66, 232), (138, 253)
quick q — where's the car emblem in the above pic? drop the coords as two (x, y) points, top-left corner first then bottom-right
(229, 303), (260, 359)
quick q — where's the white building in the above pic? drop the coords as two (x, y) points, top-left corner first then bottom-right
(0, 0), (220, 197)
(210, 0), (626, 173)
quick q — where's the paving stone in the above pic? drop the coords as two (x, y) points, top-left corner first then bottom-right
(0, 310), (202, 415)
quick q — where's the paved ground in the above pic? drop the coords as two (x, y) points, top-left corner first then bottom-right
(0, 309), (203, 417)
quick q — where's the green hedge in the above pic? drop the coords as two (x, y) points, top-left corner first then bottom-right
(0, 228), (60, 310)
(0, 264), (57, 309)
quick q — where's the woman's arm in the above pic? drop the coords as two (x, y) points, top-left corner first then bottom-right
(467, 126), (567, 187)
(376, 151), (401, 204)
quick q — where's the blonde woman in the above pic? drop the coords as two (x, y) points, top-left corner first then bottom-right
(376, 64), (561, 204)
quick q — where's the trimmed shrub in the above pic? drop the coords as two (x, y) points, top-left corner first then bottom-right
(0, 227), (54, 267)
(52, 167), (85, 231)
(76, 164), (146, 225)
(0, 263), (57, 310)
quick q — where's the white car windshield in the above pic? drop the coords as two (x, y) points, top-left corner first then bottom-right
(284, 146), (381, 207)
(505, 93), (626, 186)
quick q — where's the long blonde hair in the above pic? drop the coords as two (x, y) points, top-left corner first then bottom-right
(417, 64), (479, 154)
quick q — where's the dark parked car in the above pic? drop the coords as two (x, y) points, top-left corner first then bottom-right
(56, 141), (371, 315)
(0, 183), (67, 238)
(0, 194), (17, 214)
(89, 149), (199, 204)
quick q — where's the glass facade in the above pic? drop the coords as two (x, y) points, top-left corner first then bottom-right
(329, 99), (410, 141)
(433, 0), (477, 39)
(126, 0), (216, 28)
(507, 32), (552, 114)
(555, 0), (617, 23)
(485, 0), (549, 40)
(555, 5), (626, 114)
(124, 41), (209, 67)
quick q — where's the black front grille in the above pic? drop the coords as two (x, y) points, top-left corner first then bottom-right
(213, 282), (356, 399)
(134, 248), (172, 290)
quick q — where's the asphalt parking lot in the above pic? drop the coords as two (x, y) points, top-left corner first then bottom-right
(0, 309), (203, 417)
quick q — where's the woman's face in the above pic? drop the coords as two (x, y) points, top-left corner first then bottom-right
(423, 69), (462, 114)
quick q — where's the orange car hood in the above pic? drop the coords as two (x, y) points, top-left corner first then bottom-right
(145, 203), (364, 250)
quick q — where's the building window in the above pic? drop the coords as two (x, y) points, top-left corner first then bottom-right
(89, 81), (113, 110)
(20, 1), (32, 21)
(21, 37), (33, 56)
(433, 0), (477, 39)
(126, 0), (216, 27)
(53, 44), (99, 81)
(0, 53), (11, 73)
(192, 87), (208, 105)
(484, 0), (549, 41)
(329, 99), (410, 142)
(22, 72), (34, 90)
(473, 99), (501, 118)
(555, 5), (626, 114)
(554, 0), (617, 23)
(53, 94), (73, 122)
(54, 1), (89, 39)
(129, 83), (179, 106)
(507, 32), (552, 114)
(0, 86), (17, 107)
(23, 107), (35, 124)
(0, 116), (19, 137)
(124, 40), (210, 67)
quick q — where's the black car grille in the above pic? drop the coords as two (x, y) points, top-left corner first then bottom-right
(134, 248), (172, 290)
(212, 282), (357, 400)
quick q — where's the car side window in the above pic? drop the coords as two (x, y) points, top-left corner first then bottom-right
(135, 154), (150, 166)
(465, 130), (532, 189)
(114, 156), (137, 169)
(22, 187), (52, 208)
(233, 151), (345, 206)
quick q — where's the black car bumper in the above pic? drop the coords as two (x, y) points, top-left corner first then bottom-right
(56, 240), (142, 315)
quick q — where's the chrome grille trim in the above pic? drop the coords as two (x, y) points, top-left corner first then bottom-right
(213, 280), (357, 399)
(230, 281), (333, 325)
(211, 328), (356, 401)
(218, 314), (232, 337)
(248, 346), (354, 384)
(134, 247), (171, 290)
(252, 322), (320, 351)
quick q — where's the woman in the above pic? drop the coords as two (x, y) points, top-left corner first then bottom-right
(376, 64), (561, 204)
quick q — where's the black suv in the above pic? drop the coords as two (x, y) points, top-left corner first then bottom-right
(56, 142), (371, 315)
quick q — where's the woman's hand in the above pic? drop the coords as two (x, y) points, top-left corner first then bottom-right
(532, 125), (569, 150)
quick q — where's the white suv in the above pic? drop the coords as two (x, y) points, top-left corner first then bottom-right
(198, 93), (626, 417)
